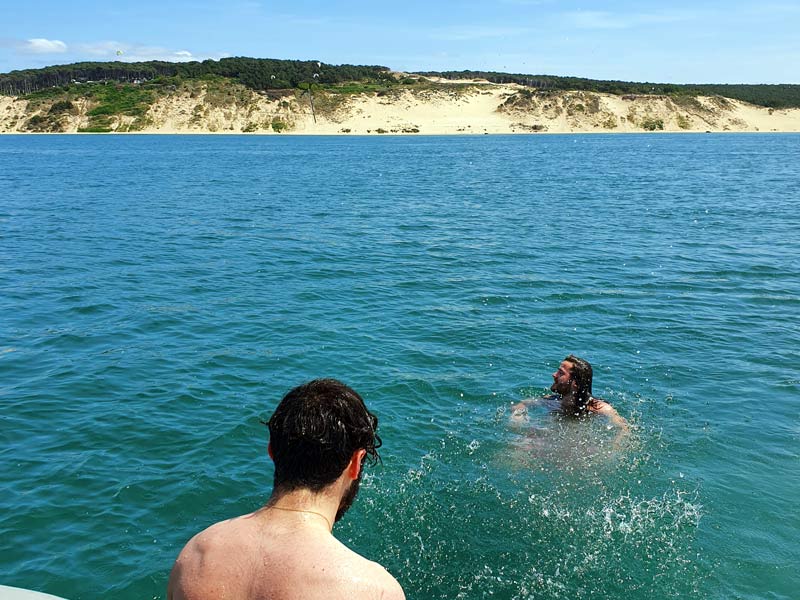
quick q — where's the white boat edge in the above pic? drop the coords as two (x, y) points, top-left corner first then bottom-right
(0, 585), (69, 600)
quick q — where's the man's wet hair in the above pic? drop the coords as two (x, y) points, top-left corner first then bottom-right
(564, 354), (593, 411)
(267, 378), (381, 494)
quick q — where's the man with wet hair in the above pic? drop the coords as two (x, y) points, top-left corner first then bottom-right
(512, 355), (628, 429)
(168, 378), (405, 600)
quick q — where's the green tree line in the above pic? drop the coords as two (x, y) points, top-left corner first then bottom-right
(416, 70), (800, 109)
(4, 59), (798, 108)
(0, 57), (394, 96)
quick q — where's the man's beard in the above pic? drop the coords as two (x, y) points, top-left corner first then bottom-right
(551, 380), (570, 395)
(335, 472), (362, 523)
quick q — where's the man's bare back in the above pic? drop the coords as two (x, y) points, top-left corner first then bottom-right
(167, 380), (405, 600)
(168, 508), (403, 600)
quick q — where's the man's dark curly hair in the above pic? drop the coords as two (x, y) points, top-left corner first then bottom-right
(564, 354), (593, 412)
(267, 378), (381, 494)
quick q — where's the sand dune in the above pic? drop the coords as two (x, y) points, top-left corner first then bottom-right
(2, 79), (799, 134)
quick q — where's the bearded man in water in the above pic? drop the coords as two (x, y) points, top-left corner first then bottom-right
(168, 378), (405, 600)
(512, 355), (629, 431)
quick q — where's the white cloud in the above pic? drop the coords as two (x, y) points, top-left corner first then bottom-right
(19, 38), (68, 54)
(563, 10), (693, 30)
(75, 42), (205, 62)
(78, 41), (123, 56)
(9, 36), (225, 68)
(117, 47), (198, 62)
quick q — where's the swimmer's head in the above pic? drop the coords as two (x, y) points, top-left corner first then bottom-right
(267, 378), (381, 496)
(552, 355), (593, 409)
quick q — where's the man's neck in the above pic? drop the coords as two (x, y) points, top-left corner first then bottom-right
(265, 489), (338, 532)
(558, 391), (583, 415)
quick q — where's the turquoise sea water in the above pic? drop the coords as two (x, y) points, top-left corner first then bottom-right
(1, 133), (798, 599)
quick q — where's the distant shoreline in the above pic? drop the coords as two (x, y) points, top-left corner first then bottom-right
(3, 130), (800, 136)
(3, 82), (800, 135)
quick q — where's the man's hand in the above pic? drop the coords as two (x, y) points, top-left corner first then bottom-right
(509, 400), (534, 426)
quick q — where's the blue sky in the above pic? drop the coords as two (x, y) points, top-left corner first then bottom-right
(1, 1), (799, 83)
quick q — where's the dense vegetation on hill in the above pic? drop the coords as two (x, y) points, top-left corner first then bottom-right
(417, 70), (800, 109)
(0, 57), (394, 96)
(3, 59), (799, 108)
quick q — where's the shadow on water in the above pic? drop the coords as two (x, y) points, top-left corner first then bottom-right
(344, 398), (707, 600)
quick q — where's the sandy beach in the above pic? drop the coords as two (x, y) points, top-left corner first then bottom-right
(2, 79), (800, 134)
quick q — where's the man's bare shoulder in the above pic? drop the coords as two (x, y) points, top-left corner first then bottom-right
(177, 515), (251, 559)
(352, 556), (405, 600)
(310, 537), (405, 600)
(589, 396), (626, 415)
(587, 398), (613, 413)
(376, 569), (405, 600)
(169, 516), (404, 600)
(168, 518), (249, 600)
(587, 397), (630, 430)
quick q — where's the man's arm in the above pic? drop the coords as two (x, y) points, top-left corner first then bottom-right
(590, 400), (630, 449)
(356, 560), (405, 600)
(379, 571), (406, 600)
(592, 402), (629, 431)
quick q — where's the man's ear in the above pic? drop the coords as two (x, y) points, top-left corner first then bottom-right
(268, 441), (274, 461)
(347, 449), (367, 480)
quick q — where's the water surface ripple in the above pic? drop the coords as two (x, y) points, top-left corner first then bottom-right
(1, 134), (799, 599)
